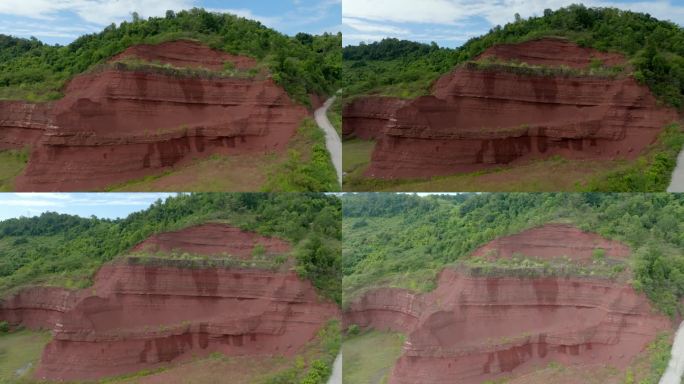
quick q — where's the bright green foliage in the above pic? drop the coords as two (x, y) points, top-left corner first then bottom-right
(584, 124), (684, 192)
(342, 193), (683, 313)
(263, 118), (340, 193)
(343, 4), (684, 108)
(0, 8), (341, 106)
(0, 193), (341, 303)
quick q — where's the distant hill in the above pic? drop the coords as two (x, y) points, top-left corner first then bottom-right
(0, 8), (342, 106)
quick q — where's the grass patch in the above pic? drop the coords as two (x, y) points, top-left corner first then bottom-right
(263, 118), (340, 192)
(0, 148), (30, 191)
(95, 57), (264, 80)
(342, 138), (375, 178)
(328, 97), (342, 136)
(584, 123), (684, 192)
(263, 319), (341, 384)
(342, 330), (405, 384)
(465, 56), (625, 79)
(0, 329), (51, 382)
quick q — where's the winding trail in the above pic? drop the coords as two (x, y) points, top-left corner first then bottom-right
(668, 149), (684, 192)
(314, 96), (342, 187)
(327, 353), (342, 384)
(659, 321), (684, 384)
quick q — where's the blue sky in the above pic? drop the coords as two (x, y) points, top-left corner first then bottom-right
(0, 0), (341, 45)
(0, 193), (176, 221)
(343, 0), (684, 47)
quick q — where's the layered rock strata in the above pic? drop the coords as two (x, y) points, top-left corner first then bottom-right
(343, 38), (678, 179)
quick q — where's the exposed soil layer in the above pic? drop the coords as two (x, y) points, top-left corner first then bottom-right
(0, 40), (307, 191)
(472, 223), (630, 263)
(0, 101), (51, 150)
(0, 225), (337, 382)
(111, 40), (258, 71)
(343, 38), (678, 179)
(475, 37), (626, 69)
(132, 223), (291, 258)
(344, 225), (669, 384)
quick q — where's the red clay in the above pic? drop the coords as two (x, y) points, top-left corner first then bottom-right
(111, 40), (258, 71)
(0, 101), (51, 150)
(0, 40), (307, 191)
(132, 223), (291, 258)
(0, 226), (338, 382)
(471, 223), (630, 263)
(344, 225), (670, 384)
(343, 38), (679, 179)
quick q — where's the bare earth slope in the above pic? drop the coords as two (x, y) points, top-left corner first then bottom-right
(0, 40), (307, 191)
(0, 223), (338, 382)
(343, 38), (678, 179)
(344, 224), (670, 384)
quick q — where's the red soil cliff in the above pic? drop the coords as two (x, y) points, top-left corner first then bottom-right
(0, 225), (338, 382)
(344, 38), (678, 179)
(132, 223), (291, 258)
(0, 40), (307, 191)
(344, 225), (669, 384)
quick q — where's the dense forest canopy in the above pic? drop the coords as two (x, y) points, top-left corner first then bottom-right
(0, 8), (342, 106)
(0, 193), (342, 303)
(342, 193), (684, 315)
(342, 4), (684, 108)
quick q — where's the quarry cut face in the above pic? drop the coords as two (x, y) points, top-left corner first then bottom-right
(0, 40), (307, 191)
(344, 224), (669, 384)
(343, 38), (679, 180)
(0, 224), (338, 381)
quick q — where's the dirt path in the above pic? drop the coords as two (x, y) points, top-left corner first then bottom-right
(659, 320), (684, 384)
(315, 96), (342, 186)
(327, 353), (342, 384)
(668, 149), (684, 192)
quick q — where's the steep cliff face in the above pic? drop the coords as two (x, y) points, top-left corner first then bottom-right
(344, 225), (669, 384)
(0, 40), (308, 191)
(0, 101), (52, 150)
(132, 223), (291, 258)
(0, 225), (338, 382)
(344, 38), (678, 179)
(342, 97), (408, 140)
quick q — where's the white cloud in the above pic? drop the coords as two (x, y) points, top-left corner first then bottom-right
(343, 0), (684, 27)
(0, 0), (194, 25)
(343, 17), (410, 34)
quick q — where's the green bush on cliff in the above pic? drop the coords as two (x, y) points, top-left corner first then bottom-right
(343, 4), (684, 108)
(0, 193), (342, 304)
(0, 8), (341, 106)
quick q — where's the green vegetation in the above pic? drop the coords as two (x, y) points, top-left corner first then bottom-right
(97, 56), (263, 80)
(0, 193), (342, 304)
(342, 193), (683, 314)
(584, 123), (684, 192)
(343, 4), (684, 108)
(463, 254), (627, 279)
(0, 8), (341, 106)
(328, 97), (343, 135)
(0, 329), (51, 382)
(465, 56), (624, 78)
(264, 118), (340, 192)
(624, 333), (673, 384)
(342, 330), (405, 384)
(0, 148), (30, 191)
(264, 320), (341, 384)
